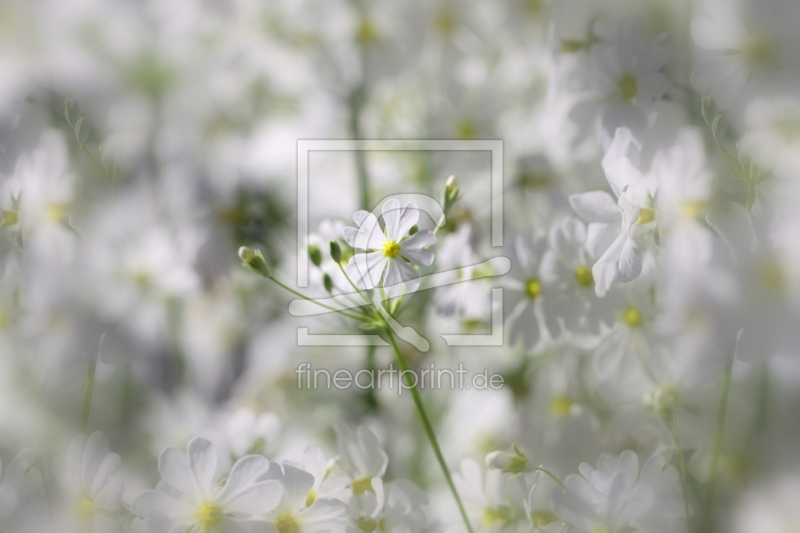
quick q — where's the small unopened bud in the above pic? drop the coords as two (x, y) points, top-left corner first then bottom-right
(323, 273), (334, 293)
(239, 246), (272, 278)
(329, 240), (342, 264)
(443, 175), (460, 211)
(486, 448), (529, 474)
(309, 244), (322, 267)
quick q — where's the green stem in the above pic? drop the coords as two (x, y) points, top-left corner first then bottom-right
(385, 329), (475, 533)
(746, 185), (757, 211)
(667, 412), (692, 525)
(80, 351), (98, 433)
(270, 277), (365, 321)
(755, 362), (769, 433)
(349, 87), (370, 211)
(531, 466), (567, 491)
(704, 353), (734, 527)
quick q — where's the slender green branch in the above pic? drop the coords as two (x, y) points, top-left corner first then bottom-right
(269, 277), (364, 321)
(704, 353), (734, 527)
(531, 466), (567, 491)
(667, 412), (692, 525)
(80, 351), (98, 433)
(384, 328), (475, 533)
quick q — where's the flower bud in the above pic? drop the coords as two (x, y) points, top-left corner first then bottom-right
(238, 246), (272, 278)
(309, 244), (322, 267)
(486, 448), (529, 474)
(444, 175), (460, 210)
(323, 273), (334, 293)
(329, 240), (342, 264)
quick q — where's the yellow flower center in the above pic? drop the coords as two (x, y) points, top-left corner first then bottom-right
(457, 119), (478, 140)
(623, 306), (643, 328)
(618, 72), (637, 102)
(275, 510), (302, 533)
(46, 202), (72, 222)
(636, 207), (657, 225)
(744, 37), (771, 65)
(0, 209), (19, 227)
(763, 261), (783, 289)
(524, 278), (541, 299)
(482, 506), (512, 526)
(532, 510), (558, 528)
(356, 18), (378, 45)
(549, 396), (575, 418)
(682, 201), (708, 220)
(574, 266), (594, 288)
(382, 239), (401, 259)
(76, 496), (94, 519)
(352, 476), (374, 495)
(435, 10), (456, 35)
(195, 501), (223, 530)
(305, 489), (318, 508)
(774, 118), (800, 142)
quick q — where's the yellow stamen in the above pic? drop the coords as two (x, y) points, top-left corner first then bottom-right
(0, 210), (19, 227)
(305, 489), (318, 508)
(636, 207), (656, 225)
(352, 476), (373, 495)
(355, 18), (378, 45)
(382, 239), (401, 259)
(435, 10), (456, 35)
(618, 72), (637, 102)
(574, 266), (594, 288)
(482, 507), (512, 526)
(457, 120), (477, 140)
(195, 501), (223, 529)
(549, 396), (575, 418)
(682, 201), (708, 220)
(76, 497), (94, 519)
(623, 306), (643, 328)
(532, 510), (558, 527)
(46, 203), (72, 222)
(763, 262), (783, 289)
(275, 510), (302, 533)
(524, 278), (541, 299)
(744, 37), (771, 65)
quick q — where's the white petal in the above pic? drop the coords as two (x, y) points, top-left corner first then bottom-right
(187, 438), (217, 499)
(384, 258), (420, 298)
(345, 211), (385, 250)
(382, 200), (419, 241)
(569, 192), (620, 223)
(158, 447), (199, 500)
(218, 455), (272, 510)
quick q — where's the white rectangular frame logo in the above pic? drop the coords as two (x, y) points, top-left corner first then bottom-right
(296, 139), (504, 287)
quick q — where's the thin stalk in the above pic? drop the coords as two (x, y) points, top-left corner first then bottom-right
(755, 362), (769, 433)
(668, 412), (692, 525)
(80, 351), (98, 433)
(704, 353), (734, 527)
(270, 277), (364, 321)
(531, 466), (567, 491)
(746, 185), (757, 211)
(385, 329), (475, 533)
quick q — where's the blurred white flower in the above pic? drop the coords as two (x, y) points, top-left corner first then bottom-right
(552, 451), (685, 533)
(262, 462), (354, 533)
(740, 96), (800, 179)
(335, 423), (388, 496)
(62, 432), (124, 531)
(574, 19), (671, 147)
(132, 437), (281, 532)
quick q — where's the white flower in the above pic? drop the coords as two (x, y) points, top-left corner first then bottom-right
(577, 19), (671, 147)
(740, 96), (800, 179)
(539, 217), (615, 345)
(552, 451), (685, 533)
(343, 199), (436, 298)
(356, 478), (428, 533)
(569, 128), (658, 296)
(132, 437), (281, 532)
(0, 456), (41, 528)
(262, 462), (354, 533)
(706, 201), (800, 362)
(63, 432), (124, 529)
(285, 446), (350, 506)
(335, 423), (388, 497)
(435, 225), (494, 322)
(691, 0), (796, 106)
(222, 408), (281, 460)
(454, 458), (527, 532)
(504, 231), (548, 348)
(734, 476), (800, 533)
